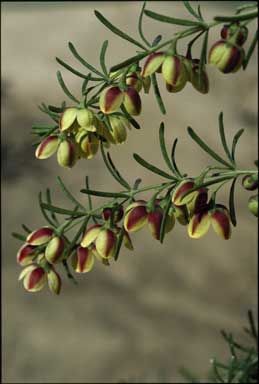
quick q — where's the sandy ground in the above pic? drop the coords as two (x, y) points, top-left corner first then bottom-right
(2, 2), (258, 383)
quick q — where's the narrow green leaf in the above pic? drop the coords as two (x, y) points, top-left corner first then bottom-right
(144, 9), (204, 26)
(110, 52), (147, 72)
(32, 124), (57, 131)
(41, 202), (86, 217)
(57, 176), (85, 210)
(159, 122), (174, 173)
(85, 176), (93, 210)
(183, 1), (201, 20)
(247, 309), (258, 340)
(100, 142), (131, 188)
(56, 57), (91, 79)
(171, 139), (183, 177)
(21, 224), (31, 233)
(231, 128), (244, 163)
(229, 178), (237, 226)
(68, 42), (105, 78)
(80, 189), (128, 198)
(64, 217), (89, 258)
(197, 5), (204, 21)
(214, 10), (258, 22)
(46, 188), (59, 225)
(48, 105), (64, 113)
(159, 193), (173, 243)
(114, 227), (125, 261)
(133, 153), (177, 180)
(81, 75), (91, 96)
(39, 192), (57, 227)
(120, 105), (141, 129)
(243, 29), (258, 69)
(100, 40), (109, 76)
(94, 10), (147, 51)
(218, 112), (234, 165)
(198, 29), (209, 88)
(236, 3), (258, 14)
(151, 73), (166, 115)
(107, 152), (131, 189)
(151, 34), (162, 47)
(56, 71), (79, 103)
(187, 127), (232, 168)
(138, 1), (151, 47)
(133, 178), (142, 190)
(12, 232), (27, 242)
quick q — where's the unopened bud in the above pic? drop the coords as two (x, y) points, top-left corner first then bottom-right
(47, 268), (62, 294)
(57, 139), (77, 168)
(209, 40), (244, 73)
(221, 24), (248, 46)
(35, 135), (59, 159)
(27, 227), (54, 246)
(123, 88), (142, 116)
(142, 52), (165, 77)
(45, 236), (65, 264)
(99, 86), (124, 114)
(162, 55), (188, 92)
(242, 174), (258, 191)
(248, 195), (258, 217)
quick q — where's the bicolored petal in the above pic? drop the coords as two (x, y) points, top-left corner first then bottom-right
(57, 139), (77, 168)
(142, 52), (165, 77)
(174, 204), (189, 225)
(59, 108), (78, 131)
(188, 211), (210, 239)
(23, 266), (46, 292)
(248, 195), (258, 217)
(210, 206), (232, 239)
(162, 55), (187, 90)
(172, 180), (196, 206)
(208, 40), (244, 73)
(103, 206), (124, 223)
(80, 224), (102, 248)
(77, 108), (95, 128)
(123, 88), (142, 116)
(99, 86), (124, 114)
(147, 209), (175, 240)
(18, 264), (38, 281)
(72, 246), (95, 273)
(35, 135), (59, 159)
(80, 133), (99, 158)
(242, 174), (258, 191)
(124, 200), (147, 214)
(45, 236), (65, 264)
(17, 244), (36, 266)
(109, 116), (127, 144)
(95, 229), (117, 259)
(47, 268), (62, 294)
(221, 24), (248, 46)
(187, 188), (208, 216)
(26, 227), (54, 246)
(124, 205), (148, 232)
(126, 72), (142, 92)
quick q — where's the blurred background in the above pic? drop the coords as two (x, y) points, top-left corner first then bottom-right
(2, 1), (258, 383)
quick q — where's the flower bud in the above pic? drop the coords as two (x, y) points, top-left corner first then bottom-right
(35, 135), (59, 159)
(210, 205), (232, 239)
(147, 208), (175, 240)
(188, 211), (210, 239)
(162, 55), (188, 91)
(26, 227), (54, 246)
(126, 72), (142, 92)
(109, 116), (128, 144)
(99, 86), (124, 114)
(221, 24), (248, 46)
(142, 52), (165, 77)
(208, 40), (244, 73)
(76, 108), (96, 129)
(95, 229), (117, 259)
(45, 236), (65, 264)
(103, 206), (124, 223)
(47, 268), (62, 294)
(17, 244), (36, 266)
(187, 188), (208, 216)
(81, 224), (102, 248)
(124, 201), (148, 232)
(123, 88), (142, 116)
(172, 180), (196, 206)
(248, 195), (258, 217)
(57, 139), (77, 168)
(242, 174), (258, 191)
(80, 133), (99, 159)
(21, 265), (47, 293)
(190, 64), (209, 94)
(72, 246), (95, 273)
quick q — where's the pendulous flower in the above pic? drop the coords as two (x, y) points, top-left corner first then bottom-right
(59, 107), (97, 132)
(45, 236), (66, 264)
(248, 195), (258, 217)
(19, 264), (47, 293)
(57, 138), (78, 168)
(99, 86), (124, 114)
(162, 55), (188, 92)
(26, 227), (54, 246)
(208, 40), (244, 73)
(35, 135), (60, 159)
(242, 174), (258, 191)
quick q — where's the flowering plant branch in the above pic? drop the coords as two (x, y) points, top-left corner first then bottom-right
(13, 1), (258, 295)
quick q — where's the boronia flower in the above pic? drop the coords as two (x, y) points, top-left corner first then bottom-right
(142, 52), (165, 78)
(27, 226), (54, 246)
(47, 268), (62, 294)
(99, 86), (142, 116)
(242, 174), (258, 191)
(208, 40), (245, 73)
(75, 131), (99, 159)
(171, 179), (197, 206)
(59, 107), (97, 132)
(102, 206), (124, 223)
(126, 71), (143, 92)
(80, 225), (117, 259)
(162, 55), (188, 92)
(35, 135), (60, 160)
(19, 264), (47, 293)
(221, 24), (248, 46)
(188, 204), (232, 240)
(44, 236), (66, 264)
(17, 244), (37, 266)
(57, 138), (78, 168)
(108, 116), (128, 144)
(71, 246), (95, 273)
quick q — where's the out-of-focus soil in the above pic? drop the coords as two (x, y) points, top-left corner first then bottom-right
(2, 2), (258, 383)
